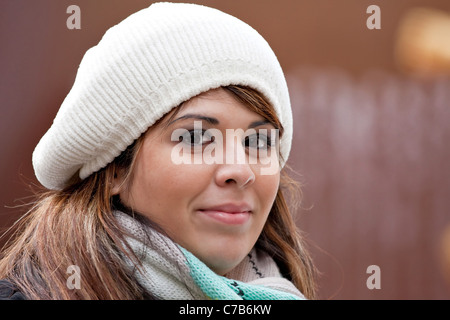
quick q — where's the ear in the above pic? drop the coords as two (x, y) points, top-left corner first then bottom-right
(111, 171), (125, 196)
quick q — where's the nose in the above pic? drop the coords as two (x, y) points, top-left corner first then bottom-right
(214, 162), (256, 189)
(214, 140), (255, 188)
(213, 129), (256, 189)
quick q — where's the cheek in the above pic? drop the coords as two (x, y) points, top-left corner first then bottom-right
(249, 171), (280, 239)
(124, 146), (211, 221)
(256, 172), (280, 212)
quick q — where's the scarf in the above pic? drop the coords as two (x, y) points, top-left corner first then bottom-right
(115, 211), (305, 300)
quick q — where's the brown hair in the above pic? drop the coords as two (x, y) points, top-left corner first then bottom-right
(0, 85), (317, 299)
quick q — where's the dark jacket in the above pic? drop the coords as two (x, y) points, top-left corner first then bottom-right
(0, 280), (26, 300)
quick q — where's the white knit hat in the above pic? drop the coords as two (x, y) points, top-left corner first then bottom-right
(32, 2), (293, 190)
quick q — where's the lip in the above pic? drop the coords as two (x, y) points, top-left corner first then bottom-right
(197, 203), (252, 225)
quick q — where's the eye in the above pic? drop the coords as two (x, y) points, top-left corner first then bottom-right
(244, 133), (272, 150)
(179, 129), (214, 146)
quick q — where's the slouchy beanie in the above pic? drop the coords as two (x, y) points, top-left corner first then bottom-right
(32, 2), (293, 190)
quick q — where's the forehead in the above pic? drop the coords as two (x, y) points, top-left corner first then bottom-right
(162, 88), (267, 125)
(182, 89), (258, 115)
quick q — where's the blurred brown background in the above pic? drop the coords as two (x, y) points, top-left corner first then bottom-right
(1, 0), (450, 299)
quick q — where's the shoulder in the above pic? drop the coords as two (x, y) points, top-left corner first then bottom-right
(0, 279), (26, 300)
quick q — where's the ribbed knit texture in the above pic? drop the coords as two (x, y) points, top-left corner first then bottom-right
(32, 2), (293, 190)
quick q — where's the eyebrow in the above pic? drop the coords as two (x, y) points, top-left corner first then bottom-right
(168, 113), (273, 129)
(248, 120), (272, 129)
(169, 114), (219, 125)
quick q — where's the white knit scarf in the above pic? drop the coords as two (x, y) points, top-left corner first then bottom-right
(115, 211), (305, 300)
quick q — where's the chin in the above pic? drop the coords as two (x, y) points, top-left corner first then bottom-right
(193, 239), (254, 275)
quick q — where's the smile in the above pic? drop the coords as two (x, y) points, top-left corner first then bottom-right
(197, 203), (252, 225)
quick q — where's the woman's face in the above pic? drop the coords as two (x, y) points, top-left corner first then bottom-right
(115, 88), (280, 275)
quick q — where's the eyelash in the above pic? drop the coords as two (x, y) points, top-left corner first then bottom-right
(178, 129), (273, 149)
(178, 129), (215, 146)
(244, 133), (272, 149)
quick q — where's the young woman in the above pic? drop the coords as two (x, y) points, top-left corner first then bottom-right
(0, 2), (317, 300)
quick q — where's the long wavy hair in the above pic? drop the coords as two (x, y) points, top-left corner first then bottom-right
(0, 85), (317, 299)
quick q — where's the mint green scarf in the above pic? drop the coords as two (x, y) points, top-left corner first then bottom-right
(116, 211), (305, 300)
(180, 248), (302, 300)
